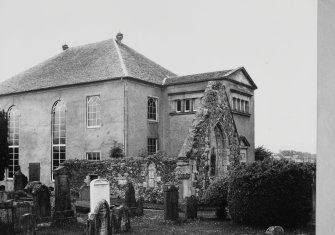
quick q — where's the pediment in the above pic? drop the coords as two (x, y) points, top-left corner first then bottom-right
(227, 68), (257, 89)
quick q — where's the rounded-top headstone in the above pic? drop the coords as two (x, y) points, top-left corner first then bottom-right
(90, 179), (110, 215)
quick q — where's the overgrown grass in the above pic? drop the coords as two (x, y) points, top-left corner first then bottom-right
(36, 210), (315, 235)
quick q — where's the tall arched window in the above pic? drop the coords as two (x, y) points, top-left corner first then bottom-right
(52, 100), (66, 179)
(7, 106), (19, 179)
(147, 97), (157, 121)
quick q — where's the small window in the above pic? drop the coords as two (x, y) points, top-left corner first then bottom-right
(233, 97), (237, 111)
(148, 138), (158, 155)
(245, 101), (249, 113)
(176, 100), (182, 112)
(185, 99), (191, 112)
(148, 97), (158, 121)
(241, 100), (245, 113)
(87, 95), (101, 128)
(86, 152), (101, 161)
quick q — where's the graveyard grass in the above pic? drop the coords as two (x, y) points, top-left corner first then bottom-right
(36, 210), (315, 235)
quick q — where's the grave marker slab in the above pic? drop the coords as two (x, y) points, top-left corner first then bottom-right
(90, 179), (110, 216)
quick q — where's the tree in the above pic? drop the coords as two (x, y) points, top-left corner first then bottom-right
(0, 110), (9, 181)
(255, 146), (272, 161)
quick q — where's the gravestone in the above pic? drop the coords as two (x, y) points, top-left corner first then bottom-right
(87, 199), (111, 235)
(125, 182), (137, 217)
(125, 182), (136, 208)
(185, 195), (197, 219)
(0, 185), (6, 202)
(20, 213), (36, 235)
(14, 167), (28, 191)
(32, 184), (51, 222)
(53, 166), (74, 223)
(79, 185), (90, 201)
(24, 181), (41, 195)
(111, 205), (130, 233)
(28, 163), (40, 182)
(148, 163), (156, 188)
(136, 197), (144, 216)
(90, 178), (110, 216)
(163, 184), (179, 220)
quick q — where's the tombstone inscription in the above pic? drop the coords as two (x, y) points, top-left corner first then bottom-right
(89, 179), (110, 216)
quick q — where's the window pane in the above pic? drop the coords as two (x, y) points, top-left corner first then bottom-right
(185, 100), (190, 111)
(245, 101), (249, 113)
(148, 98), (157, 120)
(87, 96), (101, 127)
(176, 100), (181, 112)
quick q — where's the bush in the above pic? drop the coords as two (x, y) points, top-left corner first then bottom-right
(255, 145), (272, 161)
(202, 175), (229, 219)
(109, 141), (124, 158)
(228, 159), (315, 226)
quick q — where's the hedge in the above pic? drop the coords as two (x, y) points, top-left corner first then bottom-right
(62, 152), (178, 203)
(228, 159), (315, 226)
(202, 175), (229, 219)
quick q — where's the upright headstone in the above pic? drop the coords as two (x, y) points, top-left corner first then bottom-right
(0, 185), (6, 202)
(32, 184), (51, 222)
(185, 195), (197, 219)
(163, 184), (179, 220)
(14, 167), (28, 191)
(136, 197), (144, 217)
(53, 166), (74, 222)
(125, 182), (136, 208)
(20, 213), (36, 235)
(111, 205), (130, 233)
(90, 178), (110, 216)
(87, 199), (111, 235)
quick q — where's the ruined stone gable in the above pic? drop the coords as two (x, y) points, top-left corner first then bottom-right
(175, 81), (240, 199)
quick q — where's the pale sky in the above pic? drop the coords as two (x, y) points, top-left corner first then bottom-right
(0, 0), (317, 153)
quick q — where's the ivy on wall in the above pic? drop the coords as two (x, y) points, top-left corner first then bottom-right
(176, 81), (240, 199)
(62, 152), (177, 203)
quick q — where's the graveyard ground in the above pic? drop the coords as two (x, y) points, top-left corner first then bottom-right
(35, 209), (315, 235)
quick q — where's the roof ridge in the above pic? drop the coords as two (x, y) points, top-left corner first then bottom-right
(170, 69), (233, 79)
(113, 39), (128, 76)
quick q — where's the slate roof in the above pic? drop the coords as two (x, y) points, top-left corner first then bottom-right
(164, 70), (233, 85)
(0, 38), (176, 95)
(164, 67), (257, 89)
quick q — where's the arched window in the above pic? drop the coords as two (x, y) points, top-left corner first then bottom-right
(7, 106), (19, 179)
(52, 100), (66, 179)
(147, 97), (157, 121)
(87, 95), (101, 127)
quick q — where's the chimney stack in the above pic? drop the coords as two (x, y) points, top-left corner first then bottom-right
(62, 44), (69, 51)
(116, 32), (123, 42)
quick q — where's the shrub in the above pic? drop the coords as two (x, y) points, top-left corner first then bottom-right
(202, 175), (229, 219)
(109, 141), (124, 158)
(255, 145), (272, 161)
(228, 159), (315, 226)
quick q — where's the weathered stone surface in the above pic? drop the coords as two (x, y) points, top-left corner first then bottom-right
(90, 178), (110, 215)
(111, 205), (130, 233)
(265, 226), (285, 235)
(79, 185), (90, 201)
(125, 182), (136, 208)
(14, 167), (28, 191)
(87, 199), (111, 235)
(175, 81), (241, 199)
(53, 166), (74, 222)
(24, 181), (41, 195)
(164, 184), (179, 220)
(32, 184), (51, 222)
(20, 213), (36, 235)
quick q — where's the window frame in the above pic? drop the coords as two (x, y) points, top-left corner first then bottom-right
(184, 99), (191, 112)
(147, 138), (158, 155)
(7, 106), (20, 180)
(147, 96), (158, 121)
(176, 100), (182, 113)
(86, 95), (101, 128)
(86, 152), (101, 161)
(51, 100), (66, 181)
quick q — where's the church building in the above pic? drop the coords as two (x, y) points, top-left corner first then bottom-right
(0, 33), (257, 188)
